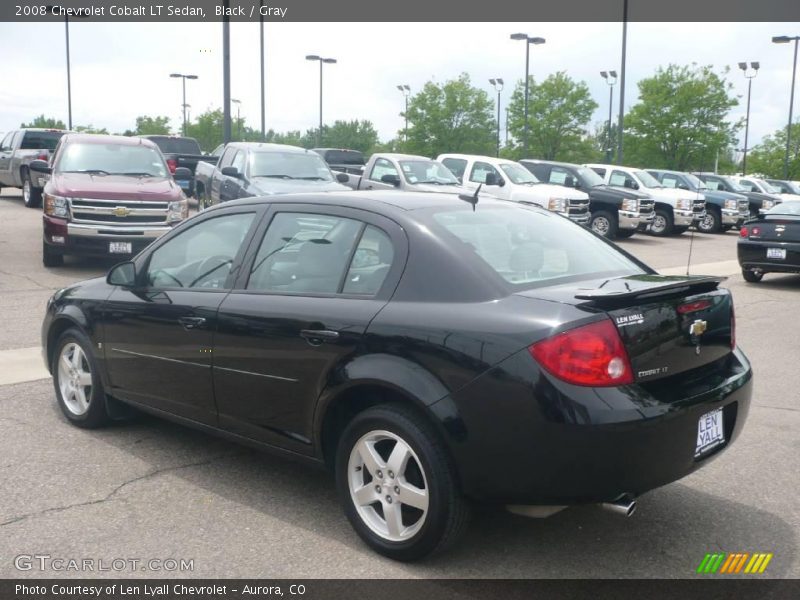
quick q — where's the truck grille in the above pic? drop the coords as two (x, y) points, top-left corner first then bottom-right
(69, 198), (169, 227)
(738, 199), (750, 217)
(639, 198), (655, 215)
(692, 198), (706, 216)
(567, 197), (590, 219)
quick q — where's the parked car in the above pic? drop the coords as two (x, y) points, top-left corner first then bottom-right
(520, 159), (654, 239)
(30, 133), (189, 267)
(438, 153), (590, 224)
(194, 143), (226, 209)
(738, 200), (800, 282)
(730, 175), (800, 202)
(587, 164), (705, 236)
(202, 142), (349, 208)
(647, 169), (749, 234)
(765, 179), (800, 197)
(311, 147), (366, 175)
(140, 135), (212, 198)
(693, 173), (780, 217)
(41, 191), (751, 561)
(0, 128), (70, 207)
(340, 153), (470, 195)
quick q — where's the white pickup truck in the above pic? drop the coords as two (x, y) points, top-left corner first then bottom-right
(340, 153), (471, 195)
(586, 163), (705, 236)
(437, 154), (590, 224)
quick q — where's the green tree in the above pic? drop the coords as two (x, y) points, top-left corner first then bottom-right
(302, 120), (380, 153)
(185, 109), (224, 151)
(74, 125), (108, 134)
(134, 115), (171, 135)
(20, 115), (67, 129)
(404, 73), (496, 157)
(623, 64), (739, 171)
(747, 123), (800, 179)
(506, 72), (598, 161)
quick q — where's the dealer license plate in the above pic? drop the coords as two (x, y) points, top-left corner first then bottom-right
(695, 408), (724, 457)
(109, 242), (132, 254)
(767, 248), (786, 260)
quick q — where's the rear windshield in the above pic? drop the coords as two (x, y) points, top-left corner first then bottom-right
(767, 201), (800, 216)
(20, 131), (64, 151)
(56, 142), (168, 177)
(146, 137), (202, 155)
(430, 205), (643, 288)
(319, 150), (365, 165)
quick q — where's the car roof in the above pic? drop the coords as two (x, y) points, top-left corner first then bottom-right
(62, 133), (158, 147)
(649, 169), (688, 176)
(520, 159), (580, 169)
(376, 153), (435, 161)
(438, 153), (517, 164)
(225, 142), (311, 154)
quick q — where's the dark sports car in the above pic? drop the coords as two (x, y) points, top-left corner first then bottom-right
(739, 200), (800, 282)
(41, 191), (752, 561)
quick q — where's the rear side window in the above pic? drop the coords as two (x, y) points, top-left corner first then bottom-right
(20, 131), (64, 151)
(343, 226), (394, 295)
(441, 158), (468, 181)
(146, 137), (201, 155)
(430, 206), (643, 287)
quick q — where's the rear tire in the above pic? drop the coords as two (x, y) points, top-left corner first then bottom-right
(52, 328), (110, 428)
(42, 241), (64, 267)
(22, 171), (43, 208)
(589, 210), (618, 239)
(742, 269), (763, 283)
(650, 208), (673, 236)
(335, 403), (469, 561)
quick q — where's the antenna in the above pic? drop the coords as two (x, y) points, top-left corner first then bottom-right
(458, 184), (482, 211)
(686, 174), (701, 276)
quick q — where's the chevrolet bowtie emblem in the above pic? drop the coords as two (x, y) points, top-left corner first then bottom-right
(690, 319), (708, 336)
(113, 206), (131, 217)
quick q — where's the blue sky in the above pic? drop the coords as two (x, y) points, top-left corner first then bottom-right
(1, 21), (798, 152)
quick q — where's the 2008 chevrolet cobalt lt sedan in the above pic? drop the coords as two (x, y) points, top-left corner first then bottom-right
(42, 191), (752, 561)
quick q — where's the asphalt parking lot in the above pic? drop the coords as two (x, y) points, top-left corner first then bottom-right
(0, 187), (798, 579)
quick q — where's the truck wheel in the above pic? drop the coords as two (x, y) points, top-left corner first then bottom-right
(336, 403), (469, 561)
(650, 208), (673, 236)
(22, 171), (43, 208)
(42, 241), (64, 267)
(697, 209), (722, 233)
(742, 269), (763, 283)
(589, 210), (618, 239)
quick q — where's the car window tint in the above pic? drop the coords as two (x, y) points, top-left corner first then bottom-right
(369, 158), (399, 182)
(442, 158), (468, 181)
(343, 226), (394, 295)
(146, 213), (255, 289)
(247, 212), (363, 294)
(470, 161), (501, 184)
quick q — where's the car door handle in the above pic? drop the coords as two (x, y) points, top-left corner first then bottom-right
(300, 329), (339, 345)
(178, 316), (207, 330)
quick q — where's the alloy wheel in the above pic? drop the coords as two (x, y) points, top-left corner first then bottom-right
(591, 216), (610, 236)
(347, 429), (429, 542)
(651, 215), (667, 234)
(57, 342), (93, 416)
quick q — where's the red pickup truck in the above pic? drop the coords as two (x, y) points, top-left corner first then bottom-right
(30, 134), (189, 267)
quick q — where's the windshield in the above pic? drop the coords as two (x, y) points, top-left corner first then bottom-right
(56, 142), (168, 177)
(720, 177), (746, 192)
(684, 173), (706, 190)
(249, 151), (334, 181)
(399, 160), (460, 185)
(499, 163), (539, 184)
(767, 200), (800, 215)
(634, 170), (662, 188)
(429, 205), (643, 288)
(757, 180), (780, 194)
(576, 167), (605, 187)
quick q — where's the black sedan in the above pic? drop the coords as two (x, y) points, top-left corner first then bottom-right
(738, 200), (800, 282)
(42, 192), (752, 561)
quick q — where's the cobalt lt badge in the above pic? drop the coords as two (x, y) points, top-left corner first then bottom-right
(689, 319), (708, 355)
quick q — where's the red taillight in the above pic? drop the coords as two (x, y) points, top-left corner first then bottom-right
(529, 319), (634, 387)
(37, 153), (48, 161)
(739, 226), (748, 238)
(166, 158), (177, 174)
(677, 299), (712, 314)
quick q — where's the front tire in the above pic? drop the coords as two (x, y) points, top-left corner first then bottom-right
(650, 208), (673, 236)
(335, 404), (469, 561)
(742, 269), (763, 283)
(52, 328), (110, 428)
(22, 171), (43, 208)
(697, 209), (722, 233)
(589, 210), (618, 239)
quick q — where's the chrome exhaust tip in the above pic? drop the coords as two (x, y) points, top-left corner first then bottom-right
(601, 497), (637, 517)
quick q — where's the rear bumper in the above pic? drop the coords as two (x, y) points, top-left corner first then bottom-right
(43, 215), (170, 258)
(438, 347), (752, 505)
(738, 240), (800, 272)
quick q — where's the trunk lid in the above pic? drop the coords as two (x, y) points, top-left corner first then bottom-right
(746, 215), (800, 242)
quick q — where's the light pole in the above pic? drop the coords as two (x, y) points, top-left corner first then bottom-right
(231, 98), (241, 140)
(773, 35), (800, 178)
(738, 61), (759, 175)
(489, 78), (504, 157)
(617, 0), (629, 164)
(47, 5), (89, 130)
(306, 55), (337, 146)
(510, 33), (545, 156)
(600, 70), (618, 162)
(259, 0), (266, 141)
(396, 84), (410, 144)
(169, 73), (198, 136)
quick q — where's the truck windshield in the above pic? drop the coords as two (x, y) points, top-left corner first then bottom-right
(685, 173), (707, 190)
(576, 167), (605, 187)
(249, 152), (334, 181)
(758, 180), (780, 194)
(634, 170), (662, 188)
(57, 143), (168, 177)
(146, 137), (202, 155)
(720, 177), (746, 192)
(399, 160), (460, 185)
(20, 131), (65, 151)
(499, 163), (539, 185)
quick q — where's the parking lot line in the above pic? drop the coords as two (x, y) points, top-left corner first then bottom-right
(0, 347), (49, 386)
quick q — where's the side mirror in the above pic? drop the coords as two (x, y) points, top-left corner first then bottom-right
(380, 174), (401, 187)
(173, 167), (192, 180)
(29, 159), (52, 174)
(107, 261), (137, 287)
(624, 179), (638, 190)
(336, 172), (349, 184)
(678, 183), (689, 190)
(220, 166), (241, 178)
(484, 173), (497, 186)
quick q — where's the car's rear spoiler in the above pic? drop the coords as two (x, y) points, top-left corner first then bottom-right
(574, 274), (725, 306)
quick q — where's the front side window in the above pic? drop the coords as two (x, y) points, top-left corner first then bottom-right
(146, 213), (255, 289)
(218, 147), (237, 169)
(470, 162), (502, 185)
(547, 167), (570, 186)
(661, 174), (679, 188)
(609, 170), (631, 187)
(56, 142), (168, 177)
(231, 151), (247, 175)
(247, 213), (363, 294)
(0, 133), (14, 151)
(369, 158), (400, 182)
